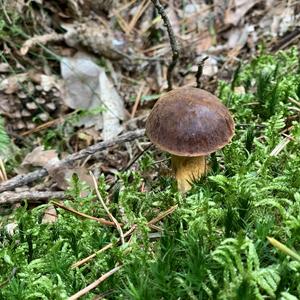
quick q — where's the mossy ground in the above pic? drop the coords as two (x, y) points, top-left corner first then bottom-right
(1, 48), (300, 299)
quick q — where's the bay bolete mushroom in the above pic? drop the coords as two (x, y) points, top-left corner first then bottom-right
(146, 86), (235, 192)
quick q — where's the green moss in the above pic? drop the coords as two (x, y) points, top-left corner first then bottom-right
(1, 48), (300, 299)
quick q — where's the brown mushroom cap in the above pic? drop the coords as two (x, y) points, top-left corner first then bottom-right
(146, 87), (235, 157)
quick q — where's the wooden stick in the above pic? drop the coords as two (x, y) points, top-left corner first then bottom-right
(68, 265), (122, 300)
(0, 129), (145, 193)
(0, 191), (68, 205)
(151, 0), (179, 90)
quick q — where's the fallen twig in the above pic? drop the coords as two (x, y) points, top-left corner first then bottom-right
(68, 265), (122, 300)
(90, 172), (125, 244)
(51, 201), (117, 227)
(0, 191), (68, 205)
(0, 129), (145, 193)
(151, 0), (179, 90)
(71, 205), (178, 268)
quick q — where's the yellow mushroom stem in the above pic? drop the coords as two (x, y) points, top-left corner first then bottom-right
(171, 155), (207, 193)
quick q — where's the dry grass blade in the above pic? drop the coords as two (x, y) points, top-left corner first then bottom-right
(51, 201), (116, 227)
(114, 10), (130, 33)
(21, 118), (63, 136)
(71, 226), (137, 269)
(0, 158), (7, 182)
(90, 172), (125, 244)
(148, 205), (178, 225)
(131, 82), (147, 118)
(267, 237), (300, 262)
(127, 0), (151, 34)
(71, 205), (178, 269)
(68, 265), (122, 300)
(270, 137), (290, 157)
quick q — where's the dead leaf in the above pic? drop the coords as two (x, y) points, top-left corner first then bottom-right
(5, 223), (18, 236)
(99, 68), (124, 140)
(196, 34), (213, 53)
(61, 52), (124, 139)
(21, 146), (59, 170)
(47, 165), (93, 191)
(42, 205), (57, 224)
(226, 24), (252, 49)
(224, 0), (259, 26)
(167, 1), (180, 35)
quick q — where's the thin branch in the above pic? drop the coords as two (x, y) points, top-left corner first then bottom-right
(0, 191), (68, 205)
(151, 0), (179, 90)
(90, 172), (125, 244)
(195, 56), (209, 88)
(52, 201), (117, 227)
(0, 129), (145, 193)
(68, 265), (122, 300)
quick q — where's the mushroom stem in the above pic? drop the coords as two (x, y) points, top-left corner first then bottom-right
(171, 155), (207, 193)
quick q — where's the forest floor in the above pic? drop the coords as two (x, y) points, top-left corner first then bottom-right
(0, 0), (300, 299)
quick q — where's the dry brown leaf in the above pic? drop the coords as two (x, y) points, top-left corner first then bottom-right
(167, 1), (180, 35)
(224, 0), (259, 26)
(196, 34), (213, 53)
(21, 146), (59, 170)
(42, 205), (58, 224)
